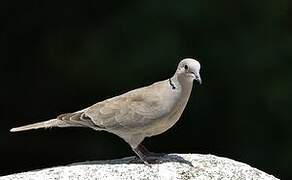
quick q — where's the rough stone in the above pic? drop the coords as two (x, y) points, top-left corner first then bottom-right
(0, 154), (279, 180)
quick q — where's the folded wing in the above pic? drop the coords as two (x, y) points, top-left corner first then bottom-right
(84, 87), (167, 132)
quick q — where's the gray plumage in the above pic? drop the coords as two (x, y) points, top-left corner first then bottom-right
(10, 58), (202, 164)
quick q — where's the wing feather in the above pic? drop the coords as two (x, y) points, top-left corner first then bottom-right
(55, 82), (169, 132)
(84, 87), (167, 131)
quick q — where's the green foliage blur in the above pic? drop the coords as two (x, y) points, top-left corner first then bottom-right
(1, 0), (291, 179)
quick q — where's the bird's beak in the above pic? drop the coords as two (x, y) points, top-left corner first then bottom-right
(189, 72), (202, 84)
(195, 74), (202, 85)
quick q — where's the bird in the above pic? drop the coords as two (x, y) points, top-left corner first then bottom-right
(10, 58), (202, 165)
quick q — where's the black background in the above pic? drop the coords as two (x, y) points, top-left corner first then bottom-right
(1, 0), (291, 179)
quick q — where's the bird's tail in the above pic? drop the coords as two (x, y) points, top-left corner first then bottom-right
(10, 119), (69, 132)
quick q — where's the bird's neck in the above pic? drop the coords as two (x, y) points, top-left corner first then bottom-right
(164, 74), (194, 128)
(171, 74), (193, 93)
(170, 74), (194, 105)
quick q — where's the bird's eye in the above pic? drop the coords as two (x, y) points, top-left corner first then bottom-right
(184, 65), (189, 70)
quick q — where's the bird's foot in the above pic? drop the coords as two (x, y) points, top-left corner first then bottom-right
(131, 144), (165, 165)
(146, 152), (166, 157)
(143, 155), (163, 164)
(130, 155), (162, 166)
(137, 144), (165, 157)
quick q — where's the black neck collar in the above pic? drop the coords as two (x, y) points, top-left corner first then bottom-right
(169, 78), (176, 90)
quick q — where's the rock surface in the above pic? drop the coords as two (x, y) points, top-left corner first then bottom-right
(1, 154), (278, 180)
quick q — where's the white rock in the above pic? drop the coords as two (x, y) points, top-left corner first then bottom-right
(0, 154), (279, 180)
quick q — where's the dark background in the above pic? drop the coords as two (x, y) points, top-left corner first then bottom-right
(1, 0), (291, 179)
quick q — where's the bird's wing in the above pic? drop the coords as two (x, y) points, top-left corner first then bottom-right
(84, 84), (169, 131)
(56, 82), (169, 131)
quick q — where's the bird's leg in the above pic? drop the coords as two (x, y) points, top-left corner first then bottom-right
(132, 145), (151, 165)
(131, 144), (164, 165)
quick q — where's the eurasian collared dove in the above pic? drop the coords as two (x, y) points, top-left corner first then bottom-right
(10, 58), (202, 164)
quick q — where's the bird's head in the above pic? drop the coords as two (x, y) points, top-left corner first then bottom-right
(176, 58), (202, 84)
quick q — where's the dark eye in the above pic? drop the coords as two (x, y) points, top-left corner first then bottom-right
(184, 65), (189, 70)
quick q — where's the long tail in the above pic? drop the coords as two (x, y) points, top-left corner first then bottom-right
(10, 119), (70, 132)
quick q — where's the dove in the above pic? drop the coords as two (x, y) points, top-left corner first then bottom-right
(10, 58), (202, 164)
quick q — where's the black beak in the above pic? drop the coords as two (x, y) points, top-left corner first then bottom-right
(190, 72), (202, 84)
(194, 74), (202, 85)
(196, 77), (202, 85)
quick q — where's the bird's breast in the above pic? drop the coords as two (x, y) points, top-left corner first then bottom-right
(145, 84), (193, 137)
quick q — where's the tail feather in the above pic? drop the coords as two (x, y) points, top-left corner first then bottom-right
(10, 119), (69, 132)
